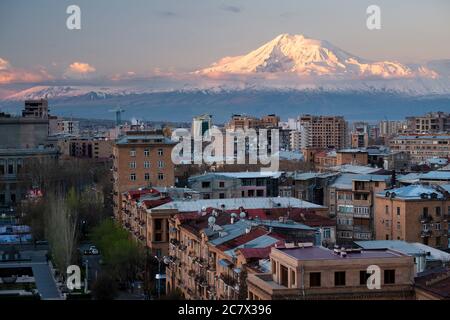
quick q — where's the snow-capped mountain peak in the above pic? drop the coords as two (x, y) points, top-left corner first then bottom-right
(198, 33), (436, 79)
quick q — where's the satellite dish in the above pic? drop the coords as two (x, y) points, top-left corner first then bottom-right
(231, 213), (238, 218)
(208, 216), (216, 226)
(240, 211), (246, 218)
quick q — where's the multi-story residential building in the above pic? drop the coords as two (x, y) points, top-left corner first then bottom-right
(225, 114), (279, 131)
(292, 172), (338, 206)
(329, 173), (391, 243)
(379, 120), (406, 138)
(56, 136), (113, 160)
(55, 120), (80, 136)
(389, 134), (450, 164)
(188, 172), (283, 199)
(406, 112), (450, 134)
(112, 130), (176, 221)
(367, 147), (411, 172)
(374, 184), (449, 249)
(313, 149), (368, 172)
(298, 115), (347, 149)
(120, 187), (199, 256)
(246, 244), (415, 300)
(165, 203), (329, 300)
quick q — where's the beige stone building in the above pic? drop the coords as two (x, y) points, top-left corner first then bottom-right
(112, 130), (176, 222)
(389, 134), (450, 164)
(247, 245), (415, 300)
(298, 115), (348, 149)
(374, 185), (449, 249)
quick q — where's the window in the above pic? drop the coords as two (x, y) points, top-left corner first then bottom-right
(310, 272), (321, 287)
(360, 270), (370, 285)
(436, 207), (441, 216)
(323, 228), (331, 239)
(256, 190), (264, 197)
(8, 163), (14, 175)
(130, 174), (136, 181)
(384, 270), (395, 284)
(158, 148), (163, 156)
(219, 193), (225, 199)
(334, 272), (346, 286)
(219, 181), (225, 188)
(397, 221), (401, 230)
(156, 249), (162, 257)
(0, 160), (5, 175)
(130, 149), (136, 157)
(158, 160), (164, 168)
(154, 219), (162, 230)
(129, 162), (136, 169)
(158, 173), (164, 180)
(248, 190), (255, 197)
(396, 207), (400, 216)
(436, 236), (441, 247)
(385, 205), (389, 214)
(144, 173), (150, 181)
(203, 194), (210, 200)
(202, 181), (211, 188)
(291, 270), (296, 286)
(435, 222), (441, 230)
(144, 161), (150, 168)
(144, 149), (150, 157)
(155, 233), (162, 242)
(423, 207), (428, 216)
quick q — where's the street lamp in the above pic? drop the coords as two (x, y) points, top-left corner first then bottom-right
(154, 255), (169, 299)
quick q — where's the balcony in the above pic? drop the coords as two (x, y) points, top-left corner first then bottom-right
(420, 215), (433, 223)
(420, 229), (432, 237)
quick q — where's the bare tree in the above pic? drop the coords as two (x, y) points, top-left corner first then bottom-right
(45, 188), (79, 274)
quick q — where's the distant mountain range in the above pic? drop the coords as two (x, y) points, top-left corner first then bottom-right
(1, 34), (449, 122)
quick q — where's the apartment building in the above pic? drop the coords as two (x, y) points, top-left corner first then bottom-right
(379, 120), (406, 138)
(329, 173), (391, 243)
(165, 205), (324, 300)
(298, 115), (348, 149)
(187, 171), (283, 199)
(57, 136), (113, 160)
(374, 184), (450, 249)
(112, 130), (176, 221)
(246, 245), (415, 300)
(406, 112), (450, 134)
(389, 134), (450, 164)
(120, 187), (199, 256)
(225, 114), (280, 130)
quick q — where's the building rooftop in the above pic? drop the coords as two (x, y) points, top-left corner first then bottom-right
(293, 172), (337, 181)
(355, 241), (450, 261)
(330, 173), (390, 189)
(151, 197), (325, 212)
(376, 184), (446, 200)
(277, 245), (404, 261)
(189, 171), (283, 181)
(330, 164), (383, 174)
(115, 134), (175, 145)
(393, 135), (450, 140)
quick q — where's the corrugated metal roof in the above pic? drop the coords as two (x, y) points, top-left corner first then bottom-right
(151, 197), (325, 212)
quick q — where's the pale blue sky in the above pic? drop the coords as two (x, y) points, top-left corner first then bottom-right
(0, 0), (449, 80)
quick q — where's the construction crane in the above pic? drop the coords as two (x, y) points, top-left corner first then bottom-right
(109, 106), (125, 127)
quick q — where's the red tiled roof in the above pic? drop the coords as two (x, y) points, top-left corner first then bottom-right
(216, 227), (268, 251)
(142, 197), (172, 209)
(126, 188), (160, 200)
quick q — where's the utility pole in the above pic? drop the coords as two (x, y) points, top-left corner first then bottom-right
(84, 259), (88, 294)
